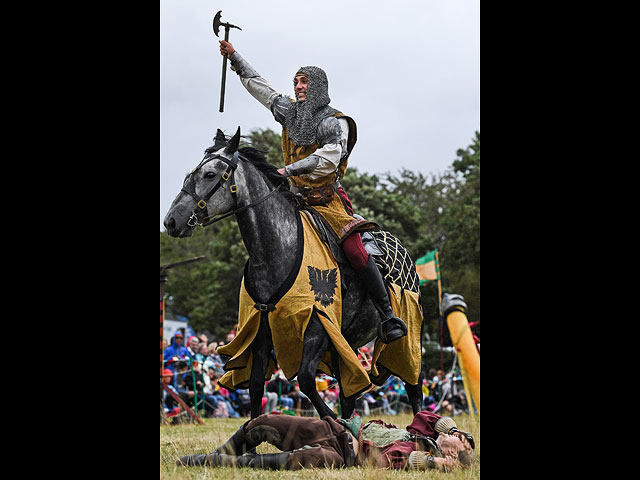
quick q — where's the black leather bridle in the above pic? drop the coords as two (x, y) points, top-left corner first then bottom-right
(181, 151), (239, 227)
(180, 150), (285, 228)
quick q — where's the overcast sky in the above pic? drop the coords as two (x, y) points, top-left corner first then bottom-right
(160, 0), (479, 229)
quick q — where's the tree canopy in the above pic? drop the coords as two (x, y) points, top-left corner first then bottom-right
(160, 129), (480, 345)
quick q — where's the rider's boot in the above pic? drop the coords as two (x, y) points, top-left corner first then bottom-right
(358, 256), (408, 343)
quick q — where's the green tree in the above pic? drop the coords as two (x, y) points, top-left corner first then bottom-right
(438, 131), (480, 334)
(243, 128), (284, 168)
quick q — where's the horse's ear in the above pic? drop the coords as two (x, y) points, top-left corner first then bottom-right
(213, 129), (227, 149)
(225, 126), (241, 154)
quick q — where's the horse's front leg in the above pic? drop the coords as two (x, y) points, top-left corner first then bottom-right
(404, 370), (425, 415)
(249, 314), (272, 419)
(329, 348), (356, 419)
(297, 312), (337, 419)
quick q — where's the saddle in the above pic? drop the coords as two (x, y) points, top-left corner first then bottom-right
(299, 207), (347, 264)
(300, 208), (419, 294)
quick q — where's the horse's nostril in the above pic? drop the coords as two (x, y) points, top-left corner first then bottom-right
(165, 217), (176, 231)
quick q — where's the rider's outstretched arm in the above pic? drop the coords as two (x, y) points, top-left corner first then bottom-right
(219, 40), (347, 181)
(220, 40), (284, 110)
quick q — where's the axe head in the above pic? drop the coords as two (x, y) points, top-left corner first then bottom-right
(213, 10), (242, 37)
(213, 10), (223, 37)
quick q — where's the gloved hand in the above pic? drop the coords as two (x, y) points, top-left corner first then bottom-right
(434, 416), (475, 449)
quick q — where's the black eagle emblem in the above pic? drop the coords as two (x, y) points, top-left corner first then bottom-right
(307, 267), (338, 307)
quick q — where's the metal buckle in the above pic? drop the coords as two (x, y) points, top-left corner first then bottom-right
(254, 303), (274, 312)
(230, 185), (238, 193)
(222, 171), (230, 181)
(197, 199), (207, 209)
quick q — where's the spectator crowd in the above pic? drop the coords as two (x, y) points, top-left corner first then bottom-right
(162, 330), (473, 421)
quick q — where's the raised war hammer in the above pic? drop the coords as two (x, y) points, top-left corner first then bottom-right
(213, 10), (242, 113)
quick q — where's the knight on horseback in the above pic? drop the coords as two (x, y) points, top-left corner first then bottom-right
(219, 40), (407, 344)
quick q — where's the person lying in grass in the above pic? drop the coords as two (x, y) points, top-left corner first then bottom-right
(176, 409), (474, 472)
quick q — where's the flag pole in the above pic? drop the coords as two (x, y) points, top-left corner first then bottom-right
(435, 249), (442, 307)
(416, 249), (445, 371)
(436, 249), (444, 371)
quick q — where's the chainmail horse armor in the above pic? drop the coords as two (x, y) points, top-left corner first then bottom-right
(369, 231), (420, 294)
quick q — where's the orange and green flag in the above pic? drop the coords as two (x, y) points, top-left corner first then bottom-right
(416, 249), (439, 285)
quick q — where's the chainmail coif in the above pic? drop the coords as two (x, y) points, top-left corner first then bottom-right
(284, 66), (339, 146)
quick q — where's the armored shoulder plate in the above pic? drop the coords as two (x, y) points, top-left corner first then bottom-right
(316, 116), (342, 147)
(271, 95), (294, 124)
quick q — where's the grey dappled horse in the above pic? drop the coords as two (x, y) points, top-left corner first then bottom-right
(163, 127), (423, 419)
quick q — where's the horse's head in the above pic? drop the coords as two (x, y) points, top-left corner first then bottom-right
(164, 127), (242, 238)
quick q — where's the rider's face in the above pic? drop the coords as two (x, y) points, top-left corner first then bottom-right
(294, 74), (308, 102)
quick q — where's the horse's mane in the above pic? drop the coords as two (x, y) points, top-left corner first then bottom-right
(204, 136), (289, 190)
(237, 146), (289, 190)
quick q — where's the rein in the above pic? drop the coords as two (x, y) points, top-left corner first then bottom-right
(180, 150), (288, 229)
(200, 187), (283, 227)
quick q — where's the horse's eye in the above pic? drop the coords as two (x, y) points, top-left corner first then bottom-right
(204, 171), (217, 179)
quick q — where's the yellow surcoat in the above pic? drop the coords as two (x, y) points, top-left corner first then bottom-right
(218, 212), (372, 397)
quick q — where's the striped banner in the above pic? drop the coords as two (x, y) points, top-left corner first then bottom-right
(415, 249), (440, 285)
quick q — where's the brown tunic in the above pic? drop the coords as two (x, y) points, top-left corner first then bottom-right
(245, 414), (357, 469)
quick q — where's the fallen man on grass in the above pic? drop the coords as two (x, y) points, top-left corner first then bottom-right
(176, 410), (475, 472)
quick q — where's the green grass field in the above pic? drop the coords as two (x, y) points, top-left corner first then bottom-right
(160, 412), (480, 479)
